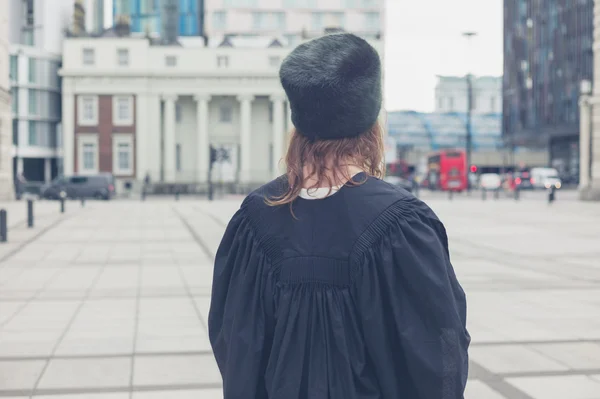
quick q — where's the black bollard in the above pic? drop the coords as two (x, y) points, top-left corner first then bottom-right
(0, 209), (7, 242)
(548, 186), (556, 204)
(175, 190), (180, 201)
(27, 199), (34, 228)
(60, 198), (65, 213)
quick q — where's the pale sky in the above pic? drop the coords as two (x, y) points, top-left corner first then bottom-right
(384, 0), (503, 112)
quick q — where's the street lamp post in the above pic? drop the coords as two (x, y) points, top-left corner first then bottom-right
(463, 31), (477, 192)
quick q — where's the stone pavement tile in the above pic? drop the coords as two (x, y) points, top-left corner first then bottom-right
(469, 345), (569, 374)
(43, 269), (99, 291)
(36, 394), (129, 399)
(530, 342), (600, 370)
(37, 358), (132, 389)
(0, 360), (46, 390)
(136, 318), (211, 353)
(0, 301), (26, 324)
(132, 354), (221, 387)
(138, 298), (197, 319)
(192, 296), (210, 326)
(0, 330), (62, 357)
(506, 375), (600, 399)
(133, 389), (223, 399)
(179, 267), (213, 288)
(464, 380), (507, 399)
(2, 269), (59, 291)
(4, 301), (80, 332)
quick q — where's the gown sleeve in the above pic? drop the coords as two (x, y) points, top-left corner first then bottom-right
(357, 197), (470, 399)
(208, 207), (270, 399)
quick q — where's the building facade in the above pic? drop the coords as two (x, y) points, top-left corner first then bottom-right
(8, 0), (74, 54)
(113, 0), (202, 36)
(503, 0), (593, 184)
(59, 35), (384, 192)
(0, 0), (15, 199)
(579, 0), (600, 200)
(10, 46), (62, 183)
(206, 0), (384, 45)
(435, 76), (502, 115)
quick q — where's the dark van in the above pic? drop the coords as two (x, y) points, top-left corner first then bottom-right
(42, 174), (116, 200)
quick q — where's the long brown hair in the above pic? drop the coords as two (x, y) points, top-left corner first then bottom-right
(267, 122), (385, 207)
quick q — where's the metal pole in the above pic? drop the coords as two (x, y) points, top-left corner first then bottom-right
(27, 199), (34, 228)
(60, 198), (65, 213)
(0, 209), (7, 242)
(466, 73), (473, 193)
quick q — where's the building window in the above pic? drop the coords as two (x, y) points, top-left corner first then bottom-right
(78, 96), (98, 126)
(363, 12), (380, 31)
(253, 12), (285, 30)
(83, 143), (96, 171)
(9, 55), (18, 81)
(217, 55), (229, 67)
(83, 48), (95, 65)
(117, 48), (129, 66)
(28, 89), (37, 115)
(77, 135), (99, 174)
(269, 56), (281, 67)
(112, 96), (134, 126)
(165, 55), (177, 67)
(28, 121), (37, 146)
(28, 58), (36, 82)
(176, 143), (182, 172)
(219, 104), (232, 123)
(311, 13), (323, 31)
(213, 11), (227, 30)
(11, 88), (18, 114)
(113, 134), (133, 176)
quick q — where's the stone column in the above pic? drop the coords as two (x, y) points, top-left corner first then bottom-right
(62, 92), (75, 175)
(147, 94), (161, 182)
(194, 93), (211, 183)
(135, 93), (148, 181)
(162, 94), (177, 182)
(271, 95), (285, 178)
(44, 158), (52, 183)
(579, 95), (591, 190)
(238, 94), (253, 183)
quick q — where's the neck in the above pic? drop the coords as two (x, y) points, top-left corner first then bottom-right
(302, 164), (364, 188)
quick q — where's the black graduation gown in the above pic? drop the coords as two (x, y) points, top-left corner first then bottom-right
(209, 174), (470, 399)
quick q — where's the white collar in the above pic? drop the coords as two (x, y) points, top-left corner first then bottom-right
(299, 186), (342, 200)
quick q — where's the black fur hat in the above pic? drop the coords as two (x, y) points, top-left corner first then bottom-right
(279, 33), (382, 141)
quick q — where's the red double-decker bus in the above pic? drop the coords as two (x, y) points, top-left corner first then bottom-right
(426, 149), (467, 191)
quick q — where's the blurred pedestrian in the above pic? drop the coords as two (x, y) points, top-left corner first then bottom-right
(208, 33), (470, 399)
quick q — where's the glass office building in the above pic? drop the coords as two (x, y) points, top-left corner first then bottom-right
(113, 0), (201, 36)
(503, 0), (593, 183)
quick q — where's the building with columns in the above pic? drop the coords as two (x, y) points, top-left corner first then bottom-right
(59, 34), (384, 192)
(0, 0), (15, 200)
(579, 0), (600, 201)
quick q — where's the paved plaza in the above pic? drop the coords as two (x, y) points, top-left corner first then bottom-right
(0, 194), (599, 398)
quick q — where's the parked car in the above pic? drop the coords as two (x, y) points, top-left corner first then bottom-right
(530, 167), (562, 189)
(41, 174), (116, 200)
(383, 175), (413, 192)
(479, 173), (502, 191)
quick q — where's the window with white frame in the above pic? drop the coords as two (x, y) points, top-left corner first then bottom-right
(78, 96), (98, 126)
(165, 55), (177, 67)
(269, 56), (281, 67)
(83, 48), (95, 65)
(212, 11), (227, 30)
(217, 55), (229, 67)
(112, 134), (134, 176)
(117, 48), (129, 66)
(219, 104), (232, 123)
(363, 12), (380, 31)
(78, 134), (99, 174)
(112, 96), (134, 126)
